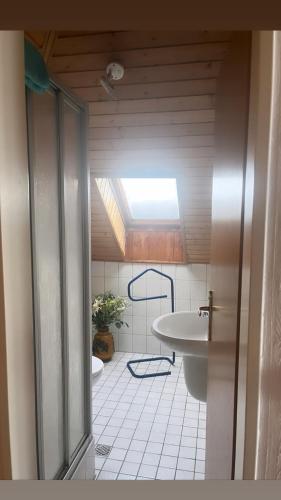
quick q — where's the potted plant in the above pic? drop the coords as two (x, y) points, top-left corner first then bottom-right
(92, 291), (129, 362)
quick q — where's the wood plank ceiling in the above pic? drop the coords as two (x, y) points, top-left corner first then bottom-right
(26, 31), (232, 263)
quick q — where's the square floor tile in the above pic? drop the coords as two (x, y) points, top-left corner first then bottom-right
(117, 474), (136, 480)
(103, 426), (120, 438)
(138, 464), (158, 479)
(123, 419), (138, 430)
(159, 455), (177, 469)
(118, 428), (135, 439)
(162, 444), (179, 457)
(195, 460), (205, 473)
(95, 457), (106, 469)
(150, 432), (166, 443)
(175, 469), (194, 480)
(194, 472), (205, 480)
(142, 452), (160, 466)
(93, 352), (206, 481)
(114, 437), (131, 449)
(164, 434), (181, 446)
(179, 446), (196, 459)
(182, 426), (197, 438)
(166, 425), (182, 436)
(125, 450), (144, 464)
(181, 436), (196, 447)
(196, 438), (206, 450)
(102, 459), (123, 474)
(156, 467), (176, 480)
(145, 441), (163, 454)
(196, 449), (206, 460)
(177, 458), (195, 472)
(129, 440), (147, 452)
(98, 470), (118, 480)
(120, 461), (140, 476)
(97, 435), (115, 446)
(108, 448), (127, 461)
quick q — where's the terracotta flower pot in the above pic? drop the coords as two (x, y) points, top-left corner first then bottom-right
(92, 327), (114, 362)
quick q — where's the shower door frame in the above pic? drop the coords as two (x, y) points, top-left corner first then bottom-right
(26, 78), (92, 480)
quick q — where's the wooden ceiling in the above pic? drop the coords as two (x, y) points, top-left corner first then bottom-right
(26, 30), (232, 263)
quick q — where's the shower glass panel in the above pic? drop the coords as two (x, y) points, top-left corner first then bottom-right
(62, 98), (86, 457)
(28, 90), (65, 479)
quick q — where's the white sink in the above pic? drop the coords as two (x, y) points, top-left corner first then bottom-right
(152, 311), (209, 401)
(151, 311), (209, 358)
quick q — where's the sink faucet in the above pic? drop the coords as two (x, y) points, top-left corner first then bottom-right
(198, 306), (210, 318)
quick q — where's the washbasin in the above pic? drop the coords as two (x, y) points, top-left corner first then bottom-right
(152, 311), (209, 357)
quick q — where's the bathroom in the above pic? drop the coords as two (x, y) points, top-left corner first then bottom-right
(90, 174), (210, 480)
(91, 257), (210, 480)
(18, 30), (252, 481)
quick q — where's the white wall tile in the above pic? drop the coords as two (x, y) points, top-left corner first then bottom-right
(176, 265), (191, 280)
(105, 261), (119, 277)
(118, 277), (128, 297)
(147, 336), (161, 354)
(132, 263), (146, 275)
(147, 277), (162, 297)
(132, 277), (146, 298)
(118, 263), (133, 278)
(162, 264), (176, 279)
(175, 280), (190, 300)
(190, 281), (207, 300)
(160, 298), (171, 315)
(147, 299), (161, 317)
(92, 276), (105, 296)
(92, 261), (208, 355)
(190, 264), (207, 281)
(133, 335), (147, 353)
(119, 334), (133, 352)
(92, 261), (104, 277)
(176, 298), (190, 312)
(132, 300), (147, 316)
(105, 277), (119, 295)
(133, 316), (147, 335)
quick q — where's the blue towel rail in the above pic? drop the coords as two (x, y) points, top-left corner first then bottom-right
(126, 268), (175, 379)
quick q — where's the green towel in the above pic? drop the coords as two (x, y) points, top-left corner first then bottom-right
(24, 39), (50, 94)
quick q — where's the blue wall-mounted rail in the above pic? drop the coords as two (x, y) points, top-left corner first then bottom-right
(126, 268), (175, 379)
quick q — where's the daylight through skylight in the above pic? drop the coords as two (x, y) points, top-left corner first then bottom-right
(120, 178), (179, 220)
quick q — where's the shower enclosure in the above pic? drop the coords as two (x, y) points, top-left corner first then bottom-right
(26, 81), (91, 479)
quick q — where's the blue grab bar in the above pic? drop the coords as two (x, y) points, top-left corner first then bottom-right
(126, 268), (176, 379)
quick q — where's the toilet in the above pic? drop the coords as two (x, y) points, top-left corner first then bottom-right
(92, 356), (104, 385)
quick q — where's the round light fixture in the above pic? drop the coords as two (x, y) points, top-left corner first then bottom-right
(106, 62), (125, 81)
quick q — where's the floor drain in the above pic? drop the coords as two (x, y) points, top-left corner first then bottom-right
(95, 444), (112, 456)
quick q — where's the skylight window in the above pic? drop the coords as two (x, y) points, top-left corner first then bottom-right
(120, 178), (180, 220)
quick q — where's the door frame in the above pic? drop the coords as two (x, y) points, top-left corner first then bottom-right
(234, 31), (277, 479)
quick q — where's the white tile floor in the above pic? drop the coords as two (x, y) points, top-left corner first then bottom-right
(92, 352), (206, 480)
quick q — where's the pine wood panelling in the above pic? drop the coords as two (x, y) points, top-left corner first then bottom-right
(45, 31), (232, 263)
(95, 178), (126, 255)
(88, 110), (215, 128)
(88, 123), (215, 140)
(91, 178), (124, 261)
(89, 95), (215, 115)
(49, 42), (229, 73)
(89, 135), (214, 151)
(53, 31), (231, 56)
(76, 80), (216, 101)
(126, 230), (185, 263)
(57, 62), (222, 89)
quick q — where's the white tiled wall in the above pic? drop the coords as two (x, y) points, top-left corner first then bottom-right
(92, 261), (210, 355)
